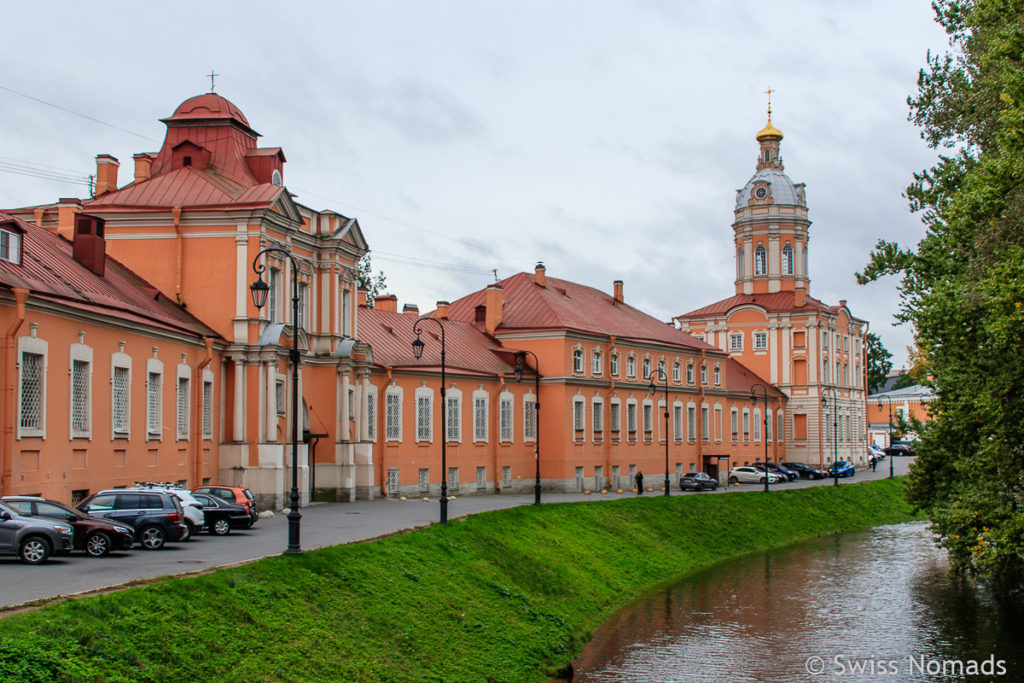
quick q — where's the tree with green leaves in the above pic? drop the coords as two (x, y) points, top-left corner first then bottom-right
(357, 254), (387, 308)
(857, 0), (1024, 586)
(865, 332), (894, 394)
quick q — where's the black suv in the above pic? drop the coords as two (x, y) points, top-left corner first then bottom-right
(78, 490), (188, 550)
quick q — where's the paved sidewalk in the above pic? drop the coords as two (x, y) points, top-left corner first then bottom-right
(0, 457), (913, 610)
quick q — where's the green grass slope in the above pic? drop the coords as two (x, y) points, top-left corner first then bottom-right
(0, 479), (914, 682)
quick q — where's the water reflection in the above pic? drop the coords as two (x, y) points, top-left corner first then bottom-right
(573, 522), (1023, 682)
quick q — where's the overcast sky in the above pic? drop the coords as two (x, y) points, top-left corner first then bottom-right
(1, 1), (951, 366)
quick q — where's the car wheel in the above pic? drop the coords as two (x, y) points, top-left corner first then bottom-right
(181, 520), (194, 542)
(85, 531), (112, 557)
(140, 526), (166, 550)
(211, 518), (231, 536)
(728, 476), (738, 484)
(20, 535), (52, 564)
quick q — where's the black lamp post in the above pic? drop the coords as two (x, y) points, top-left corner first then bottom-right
(821, 386), (839, 487)
(750, 383), (770, 493)
(250, 247), (303, 555)
(514, 350), (542, 505)
(875, 394), (894, 479)
(411, 316), (448, 524)
(647, 366), (670, 497)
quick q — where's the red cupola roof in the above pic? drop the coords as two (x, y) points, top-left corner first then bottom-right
(163, 93), (253, 130)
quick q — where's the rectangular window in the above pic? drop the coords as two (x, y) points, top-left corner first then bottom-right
(592, 402), (603, 438)
(627, 357), (636, 378)
(592, 351), (601, 375)
(366, 392), (377, 441)
(499, 397), (513, 442)
(610, 402), (621, 433)
(177, 377), (190, 440)
(146, 372), (162, 437)
(20, 352), (43, 430)
(742, 410), (750, 440)
(701, 406), (709, 441)
(766, 410), (773, 442)
(113, 366), (129, 434)
(754, 332), (768, 350)
(673, 405), (683, 440)
(793, 330), (806, 348)
(202, 380), (214, 439)
(687, 364), (695, 383)
(573, 350), (583, 373)
(385, 392), (401, 440)
(524, 397), (537, 441)
(416, 395), (432, 441)
(276, 379), (286, 416)
(673, 363), (680, 382)
(778, 412), (785, 441)
(729, 333), (743, 351)
(700, 365), (708, 384)
(448, 467), (459, 491)
(754, 411), (762, 441)
(643, 403), (653, 436)
(476, 466), (486, 490)
(1, 229), (22, 264)
(502, 466), (511, 489)
(794, 413), (807, 440)
(687, 405), (696, 440)
(473, 396), (487, 442)
(297, 282), (308, 330)
(268, 268), (279, 323)
(446, 396), (461, 441)
(610, 354), (619, 376)
(731, 409), (739, 439)
(418, 468), (429, 492)
(71, 360), (89, 434)
(627, 402), (637, 435)
(573, 400), (585, 432)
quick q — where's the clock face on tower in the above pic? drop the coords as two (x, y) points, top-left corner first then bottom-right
(755, 186), (768, 199)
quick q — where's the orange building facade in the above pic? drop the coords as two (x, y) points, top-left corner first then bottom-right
(674, 113), (870, 469)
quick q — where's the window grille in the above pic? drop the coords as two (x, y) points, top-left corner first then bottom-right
(687, 406), (696, 440)
(387, 468), (400, 495)
(473, 396), (487, 441)
(20, 352), (43, 429)
(643, 403), (653, 434)
(276, 380), (286, 415)
(573, 400), (585, 431)
(524, 397), (537, 440)
(754, 332), (768, 350)
(627, 402), (637, 434)
(416, 395), (432, 441)
(0, 228), (22, 265)
(610, 402), (621, 432)
(385, 392), (401, 440)
(418, 468), (429, 492)
(177, 377), (190, 439)
(476, 467), (486, 490)
(592, 402), (603, 437)
(113, 366), (129, 434)
(501, 466), (511, 488)
(702, 406), (710, 441)
(71, 360), (89, 433)
(499, 397), (513, 441)
(674, 405), (683, 440)
(202, 381), (213, 439)
(446, 396), (461, 441)
(729, 333), (743, 351)
(448, 467), (459, 491)
(366, 392), (376, 440)
(147, 372), (162, 436)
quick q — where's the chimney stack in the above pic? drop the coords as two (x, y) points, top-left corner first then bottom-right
(403, 303), (420, 316)
(357, 287), (368, 308)
(436, 301), (450, 320)
(839, 299), (847, 308)
(57, 198), (82, 241)
(133, 153), (154, 183)
(72, 214), (106, 276)
(613, 280), (624, 303)
(485, 284), (503, 335)
(534, 261), (546, 287)
(375, 294), (398, 313)
(795, 288), (806, 307)
(93, 155), (119, 197)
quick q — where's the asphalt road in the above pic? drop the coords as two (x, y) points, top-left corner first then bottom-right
(1, 457), (915, 610)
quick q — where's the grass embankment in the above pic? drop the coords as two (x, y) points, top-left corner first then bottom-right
(1, 479), (914, 682)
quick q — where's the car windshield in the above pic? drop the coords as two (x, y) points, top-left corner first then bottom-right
(0, 501), (15, 515)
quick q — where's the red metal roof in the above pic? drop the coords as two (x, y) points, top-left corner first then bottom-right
(0, 213), (220, 340)
(86, 167), (283, 210)
(165, 93), (252, 130)
(677, 291), (835, 319)
(446, 272), (714, 350)
(359, 308), (514, 376)
(724, 359), (785, 400)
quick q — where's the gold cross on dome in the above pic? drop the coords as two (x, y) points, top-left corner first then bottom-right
(764, 85), (774, 118)
(207, 70), (220, 93)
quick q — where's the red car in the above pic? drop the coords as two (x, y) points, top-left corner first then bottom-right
(2, 496), (136, 557)
(192, 486), (258, 527)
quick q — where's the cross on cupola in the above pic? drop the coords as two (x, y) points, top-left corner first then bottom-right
(755, 86), (784, 171)
(207, 69), (220, 94)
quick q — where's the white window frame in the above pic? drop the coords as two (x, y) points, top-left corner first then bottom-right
(713, 366), (721, 385)
(742, 408), (750, 441)
(69, 342), (93, 439)
(18, 335), (47, 439)
(731, 408), (739, 440)
(0, 227), (23, 265)
(592, 398), (603, 439)
(687, 403), (696, 441)
(446, 389), (462, 442)
(111, 351), (132, 439)
(572, 349), (583, 374)
(700, 364), (708, 385)
(415, 388), (433, 442)
(385, 386), (403, 441)
(687, 363), (695, 384)
(626, 356), (636, 378)
(701, 404), (710, 442)
(473, 390), (488, 443)
(673, 402), (683, 441)
(672, 362), (680, 382)
(754, 245), (767, 275)
(729, 333), (744, 352)
(523, 392), (537, 442)
(642, 400), (653, 437)
(642, 358), (651, 380)
(782, 244), (794, 275)
(591, 350), (602, 376)
(753, 408), (762, 442)
(572, 397), (585, 433)
(610, 353), (619, 377)
(610, 399), (621, 435)
(146, 357), (164, 441)
(176, 363), (191, 441)
(499, 391), (513, 442)
(202, 369), (215, 440)
(626, 399), (638, 439)
(754, 332), (768, 350)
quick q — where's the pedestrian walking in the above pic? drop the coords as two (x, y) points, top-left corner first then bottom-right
(871, 455), (878, 472)
(635, 470), (644, 495)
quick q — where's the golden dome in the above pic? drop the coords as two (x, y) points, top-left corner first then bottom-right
(756, 116), (783, 140)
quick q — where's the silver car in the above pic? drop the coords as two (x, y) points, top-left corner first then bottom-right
(0, 500), (74, 564)
(728, 466), (783, 485)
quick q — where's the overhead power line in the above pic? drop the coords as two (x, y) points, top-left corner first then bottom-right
(0, 84), (157, 141)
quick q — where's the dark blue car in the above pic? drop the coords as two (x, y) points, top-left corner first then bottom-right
(827, 461), (856, 478)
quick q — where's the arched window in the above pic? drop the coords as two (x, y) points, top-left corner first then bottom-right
(754, 245), (767, 275)
(782, 245), (794, 275)
(737, 248), (744, 278)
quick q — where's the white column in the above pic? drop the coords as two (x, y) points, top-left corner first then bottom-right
(340, 371), (351, 441)
(232, 356), (245, 442)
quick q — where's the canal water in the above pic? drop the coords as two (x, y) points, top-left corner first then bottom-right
(572, 522), (1023, 682)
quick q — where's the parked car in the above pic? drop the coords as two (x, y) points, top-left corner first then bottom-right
(191, 493), (252, 535)
(193, 485), (258, 527)
(130, 483), (205, 540)
(679, 472), (719, 492)
(78, 490), (188, 550)
(827, 461), (856, 478)
(754, 462), (798, 481)
(1, 496), (135, 557)
(782, 462), (827, 480)
(885, 442), (917, 457)
(868, 444), (886, 461)
(0, 500), (74, 564)
(728, 466), (782, 485)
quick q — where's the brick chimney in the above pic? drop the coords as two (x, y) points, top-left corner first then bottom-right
(133, 153), (154, 183)
(485, 284), (503, 335)
(375, 294), (398, 313)
(93, 155), (119, 196)
(436, 301), (450, 320)
(534, 261), (546, 287)
(839, 299), (847, 308)
(57, 198), (82, 241)
(72, 214), (106, 276)
(357, 287), (368, 308)
(613, 280), (624, 303)
(403, 303), (420, 316)
(795, 288), (806, 307)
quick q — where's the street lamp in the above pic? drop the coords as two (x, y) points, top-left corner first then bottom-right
(514, 350), (542, 505)
(750, 383), (770, 493)
(250, 247), (303, 555)
(875, 394), (894, 479)
(647, 366), (670, 497)
(821, 386), (840, 487)
(411, 316), (448, 524)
